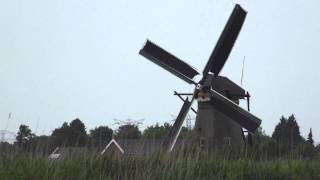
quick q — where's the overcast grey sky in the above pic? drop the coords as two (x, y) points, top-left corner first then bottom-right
(0, 0), (319, 143)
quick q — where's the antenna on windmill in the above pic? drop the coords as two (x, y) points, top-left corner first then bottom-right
(241, 56), (245, 87)
(239, 56), (254, 145)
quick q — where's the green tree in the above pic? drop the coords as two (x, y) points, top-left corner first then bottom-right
(89, 126), (113, 149)
(15, 124), (34, 150)
(52, 122), (73, 147)
(116, 124), (141, 139)
(143, 123), (171, 139)
(307, 128), (314, 146)
(51, 119), (88, 147)
(143, 122), (192, 140)
(272, 115), (303, 151)
(69, 118), (87, 146)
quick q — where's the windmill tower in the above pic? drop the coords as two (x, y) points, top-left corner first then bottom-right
(138, 4), (262, 151)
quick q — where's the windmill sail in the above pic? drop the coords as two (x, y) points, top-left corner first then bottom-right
(209, 89), (261, 132)
(162, 96), (195, 152)
(139, 40), (199, 84)
(203, 4), (247, 76)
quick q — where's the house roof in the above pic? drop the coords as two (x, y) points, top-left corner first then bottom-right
(101, 139), (124, 155)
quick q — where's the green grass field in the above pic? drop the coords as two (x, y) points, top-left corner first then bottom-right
(1, 149), (320, 180)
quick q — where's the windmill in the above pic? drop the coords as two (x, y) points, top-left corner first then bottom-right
(138, 4), (261, 152)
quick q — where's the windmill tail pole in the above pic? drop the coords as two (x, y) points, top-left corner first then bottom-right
(246, 92), (250, 112)
(174, 91), (197, 114)
(246, 91), (253, 146)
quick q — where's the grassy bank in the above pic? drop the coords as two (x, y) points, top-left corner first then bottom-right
(1, 150), (320, 180)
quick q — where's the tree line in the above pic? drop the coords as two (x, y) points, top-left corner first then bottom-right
(10, 118), (192, 151)
(3, 114), (320, 157)
(251, 114), (318, 158)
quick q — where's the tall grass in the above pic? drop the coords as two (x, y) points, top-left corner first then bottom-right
(1, 146), (320, 180)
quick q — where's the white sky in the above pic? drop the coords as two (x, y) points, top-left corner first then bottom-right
(0, 0), (319, 143)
